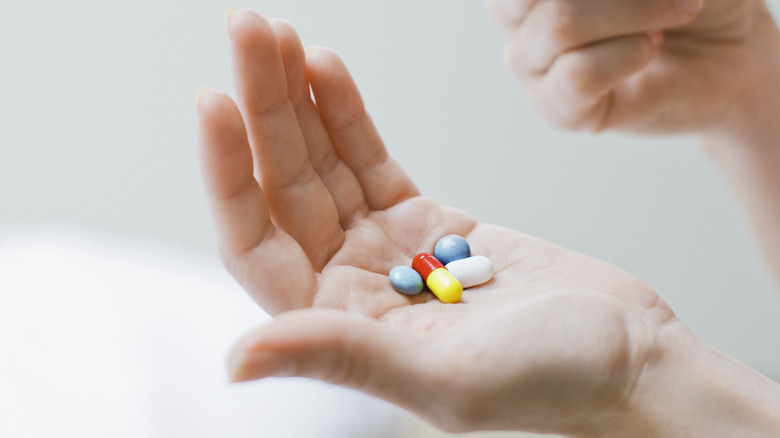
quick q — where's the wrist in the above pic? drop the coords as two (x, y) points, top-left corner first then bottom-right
(597, 320), (780, 438)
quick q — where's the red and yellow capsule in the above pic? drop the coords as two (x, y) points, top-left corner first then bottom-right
(411, 253), (463, 303)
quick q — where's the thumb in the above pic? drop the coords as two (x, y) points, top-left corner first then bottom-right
(227, 308), (440, 413)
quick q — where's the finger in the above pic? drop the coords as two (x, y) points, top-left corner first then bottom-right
(306, 47), (420, 212)
(197, 88), (317, 313)
(227, 9), (343, 269)
(506, 0), (702, 74)
(525, 32), (663, 131)
(228, 309), (445, 421)
(603, 54), (725, 133)
(487, 0), (535, 29)
(197, 88), (271, 254)
(270, 19), (370, 227)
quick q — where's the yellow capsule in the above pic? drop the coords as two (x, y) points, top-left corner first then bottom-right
(426, 268), (463, 303)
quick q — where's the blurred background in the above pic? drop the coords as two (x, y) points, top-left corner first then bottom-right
(2, 0), (779, 436)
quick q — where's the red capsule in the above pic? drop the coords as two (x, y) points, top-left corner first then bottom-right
(412, 253), (443, 281)
(412, 253), (462, 303)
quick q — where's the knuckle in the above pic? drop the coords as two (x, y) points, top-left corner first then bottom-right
(561, 56), (603, 98)
(531, 95), (593, 132)
(503, 44), (531, 79)
(490, 0), (536, 26)
(541, 0), (579, 49)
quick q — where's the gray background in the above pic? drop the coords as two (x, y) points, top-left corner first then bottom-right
(2, 0), (779, 378)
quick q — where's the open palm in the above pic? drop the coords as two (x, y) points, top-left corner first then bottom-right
(197, 10), (674, 434)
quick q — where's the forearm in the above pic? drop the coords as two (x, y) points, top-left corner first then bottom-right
(598, 321), (780, 438)
(701, 4), (780, 285)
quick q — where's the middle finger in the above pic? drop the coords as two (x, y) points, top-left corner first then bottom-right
(227, 9), (344, 270)
(269, 19), (371, 229)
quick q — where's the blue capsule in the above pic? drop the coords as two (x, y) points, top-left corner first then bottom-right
(389, 265), (424, 296)
(433, 235), (471, 265)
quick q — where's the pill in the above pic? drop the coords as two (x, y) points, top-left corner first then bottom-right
(433, 234), (471, 265)
(411, 253), (462, 303)
(445, 255), (494, 288)
(389, 266), (424, 296)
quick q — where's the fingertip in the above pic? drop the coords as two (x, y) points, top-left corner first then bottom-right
(305, 46), (353, 99)
(196, 86), (235, 113)
(196, 86), (219, 124)
(227, 345), (290, 383)
(305, 46), (360, 115)
(269, 17), (295, 34)
(196, 85), (212, 110)
(304, 45), (340, 68)
(224, 9), (237, 27)
(196, 88), (252, 189)
(270, 18), (302, 49)
(226, 347), (252, 383)
(195, 88), (237, 123)
(226, 8), (274, 45)
(226, 320), (297, 383)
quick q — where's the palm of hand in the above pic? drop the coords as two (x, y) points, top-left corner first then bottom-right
(199, 9), (673, 434)
(233, 190), (669, 432)
(339, 199), (668, 432)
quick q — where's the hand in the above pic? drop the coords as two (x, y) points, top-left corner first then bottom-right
(197, 10), (675, 434)
(488, 0), (780, 133)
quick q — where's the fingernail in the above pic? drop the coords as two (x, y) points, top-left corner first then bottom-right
(225, 9), (237, 26)
(228, 350), (290, 383)
(676, 0), (703, 15)
(196, 86), (211, 109)
(304, 45), (324, 57)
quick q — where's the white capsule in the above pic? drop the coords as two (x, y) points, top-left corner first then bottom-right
(444, 255), (493, 288)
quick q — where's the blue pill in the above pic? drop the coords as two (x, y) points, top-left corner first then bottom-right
(434, 234), (471, 265)
(389, 266), (424, 296)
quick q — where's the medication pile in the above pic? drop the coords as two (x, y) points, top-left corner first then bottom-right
(389, 234), (494, 303)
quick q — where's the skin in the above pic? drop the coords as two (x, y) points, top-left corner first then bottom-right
(197, 7), (780, 437)
(489, 0), (777, 133)
(490, 0), (780, 285)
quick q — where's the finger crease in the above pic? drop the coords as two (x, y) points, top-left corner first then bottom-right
(333, 108), (367, 134)
(271, 159), (318, 193)
(357, 146), (389, 175)
(246, 95), (290, 119)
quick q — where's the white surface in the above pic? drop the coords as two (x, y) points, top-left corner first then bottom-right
(0, 227), (415, 437)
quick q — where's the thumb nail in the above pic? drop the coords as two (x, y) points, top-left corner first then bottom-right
(228, 349), (290, 383)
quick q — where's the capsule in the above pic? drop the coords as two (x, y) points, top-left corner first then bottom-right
(445, 255), (493, 288)
(412, 253), (463, 303)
